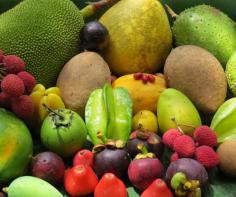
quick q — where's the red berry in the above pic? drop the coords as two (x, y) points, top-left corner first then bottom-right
(17, 71), (36, 94)
(1, 74), (25, 97)
(194, 126), (217, 147)
(147, 75), (155, 83)
(11, 95), (33, 120)
(162, 129), (182, 150)
(142, 75), (149, 84)
(170, 152), (179, 162)
(195, 145), (219, 168)
(73, 149), (94, 168)
(133, 72), (143, 80)
(2, 55), (25, 74)
(173, 135), (195, 158)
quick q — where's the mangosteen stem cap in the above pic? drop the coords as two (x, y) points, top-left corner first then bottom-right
(96, 131), (107, 144)
(2, 187), (8, 193)
(135, 143), (156, 159)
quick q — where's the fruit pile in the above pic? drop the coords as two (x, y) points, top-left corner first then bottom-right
(0, 49), (36, 120)
(1, 0), (236, 197)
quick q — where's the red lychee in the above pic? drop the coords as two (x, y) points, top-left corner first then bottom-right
(2, 55), (25, 74)
(17, 71), (36, 94)
(194, 125), (217, 147)
(195, 145), (220, 169)
(0, 92), (12, 109)
(0, 49), (3, 62)
(173, 135), (195, 158)
(162, 129), (182, 150)
(1, 74), (25, 97)
(11, 95), (33, 120)
(171, 152), (179, 162)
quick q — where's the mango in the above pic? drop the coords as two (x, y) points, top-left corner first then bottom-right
(4, 176), (63, 197)
(157, 88), (202, 135)
(210, 98), (236, 143)
(112, 73), (166, 114)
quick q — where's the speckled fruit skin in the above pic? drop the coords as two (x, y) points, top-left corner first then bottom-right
(173, 5), (236, 65)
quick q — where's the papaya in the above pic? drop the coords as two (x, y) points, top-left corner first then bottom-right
(0, 108), (33, 183)
(112, 73), (166, 114)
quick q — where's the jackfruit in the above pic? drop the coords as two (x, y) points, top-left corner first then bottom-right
(0, 0), (84, 87)
(172, 5), (236, 66)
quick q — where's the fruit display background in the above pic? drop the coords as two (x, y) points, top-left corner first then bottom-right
(1, 0), (236, 196)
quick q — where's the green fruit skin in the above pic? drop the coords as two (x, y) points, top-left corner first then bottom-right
(85, 89), (107, 145)
(6, 176), (63, 197)
(173, 5), (236, 66)
(111, 87), (132, 142)
(41, 109), (87, 157)
(0, 108), (33, 183)
(0, 0), (84, 87)
(211, 98), (236, 143)
(157, 89), (202, 135)
(226, 52), (236, 96)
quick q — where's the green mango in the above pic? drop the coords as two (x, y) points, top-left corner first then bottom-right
(211, 98), (236, 143)
(4, 176), (63, 197)
(85, 84), (132, 145)
(157, 88), (202, 135)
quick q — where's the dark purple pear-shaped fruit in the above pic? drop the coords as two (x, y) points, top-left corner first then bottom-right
(31, 152), (65, 185)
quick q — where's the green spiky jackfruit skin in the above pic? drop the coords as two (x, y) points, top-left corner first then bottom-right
(0, 0), (84, 87)
(226, 52), (236, 95)
(173, 5), (236, 66)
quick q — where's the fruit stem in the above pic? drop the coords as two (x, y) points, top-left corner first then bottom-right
(2, 187), (8, 193)
(80, 0), (120, 18)
(137, 143), (148, 154)
(42, 104), (64, 120)
(165, 4), (178, 19)
(171, 117), (184, 134)
(97, 131), (107, 144)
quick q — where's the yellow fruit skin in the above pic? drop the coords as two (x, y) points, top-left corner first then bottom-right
(112, 74), (166, 114)
(99, 0), (172, 75)
(132, 110), (158, 133)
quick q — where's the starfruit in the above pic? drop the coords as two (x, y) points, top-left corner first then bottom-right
(210, 98), (236, 143)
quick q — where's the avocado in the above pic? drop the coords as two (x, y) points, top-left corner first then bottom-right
(0, 0), (84, 87)
(99, 0), (172, 75)
(172, 5), (236, 66)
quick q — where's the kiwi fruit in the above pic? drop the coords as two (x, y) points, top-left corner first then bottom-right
(217, 140), (236, 177)
(164, 45), (227, 114)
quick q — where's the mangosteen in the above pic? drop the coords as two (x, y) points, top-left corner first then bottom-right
(93, 140), (131, 178)
(165, 158), (208, 197)
(30, 151), (65, 185)
(126, 130), (164, 158)
(128, 143), (164, 191)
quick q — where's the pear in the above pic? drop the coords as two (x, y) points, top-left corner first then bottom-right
(157, 88), (201, 135)
(99, 0), (172, 75)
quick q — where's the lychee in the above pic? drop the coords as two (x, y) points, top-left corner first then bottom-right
(195, 145), (220, 168)
(194, 125), (217, 147)
(173, 135), (195, 158)
(17, 71), (36, 94)
(171, 152), (179, 162)
(11, 95), (33, 120)
(2, 55), (25, 74)
(0, 92), (11, 109)
(0, 49), (3, 62)
(1, 74), (25, 97)
(133, 72), (143, 80)
(162, 129), (182, 150)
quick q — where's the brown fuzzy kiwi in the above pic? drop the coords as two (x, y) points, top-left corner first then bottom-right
(217, 140), (236, 177)
(164, 45), (227, 114)
(56, 51), (111, 117)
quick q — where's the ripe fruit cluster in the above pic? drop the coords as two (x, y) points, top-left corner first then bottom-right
(0, 49), (36, 120)
(163, 125), (219, 168)
(133, 73), (155, 84)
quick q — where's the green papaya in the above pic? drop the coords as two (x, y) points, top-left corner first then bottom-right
(3, 176), (63, 197)
(211, 98), (236, 143)
(157, 88), (202, 135)
(0, 108), (33, 183)
(85, 83), (132, 145)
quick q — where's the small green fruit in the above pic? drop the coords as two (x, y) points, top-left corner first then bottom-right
(41, 108), (87, 157)
(157, 88), (201, 135)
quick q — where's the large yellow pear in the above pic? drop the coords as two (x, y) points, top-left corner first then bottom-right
(99, 0), (172, 75)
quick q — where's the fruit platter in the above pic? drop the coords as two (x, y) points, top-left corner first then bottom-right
(1, 0), (236, 196)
